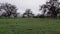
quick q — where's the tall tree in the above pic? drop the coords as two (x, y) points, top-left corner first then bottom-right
(0, 3), (18, 17)
(40, 0), (60, 18)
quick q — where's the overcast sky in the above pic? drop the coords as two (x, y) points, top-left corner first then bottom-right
(0, 0), (50, 15)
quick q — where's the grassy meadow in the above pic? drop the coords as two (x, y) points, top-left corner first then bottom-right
(0, 18), (60, 34)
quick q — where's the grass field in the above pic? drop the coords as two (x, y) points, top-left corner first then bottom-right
(0, 18), (60, 34)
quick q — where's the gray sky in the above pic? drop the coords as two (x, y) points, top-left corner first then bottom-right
(0, 0), (48, 15)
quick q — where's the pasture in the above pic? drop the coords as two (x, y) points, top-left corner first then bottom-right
(0, 18), (60, 34)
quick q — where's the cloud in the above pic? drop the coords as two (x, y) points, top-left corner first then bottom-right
(0, 0), (48, 15)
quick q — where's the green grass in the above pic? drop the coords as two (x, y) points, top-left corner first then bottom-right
(0, 18), (60, 34)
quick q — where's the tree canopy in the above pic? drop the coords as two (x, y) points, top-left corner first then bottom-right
(0, 3), (18, 17)
(40, 0), (60, 18)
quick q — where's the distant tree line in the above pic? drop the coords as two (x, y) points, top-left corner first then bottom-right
(0, 0), (60, 18)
